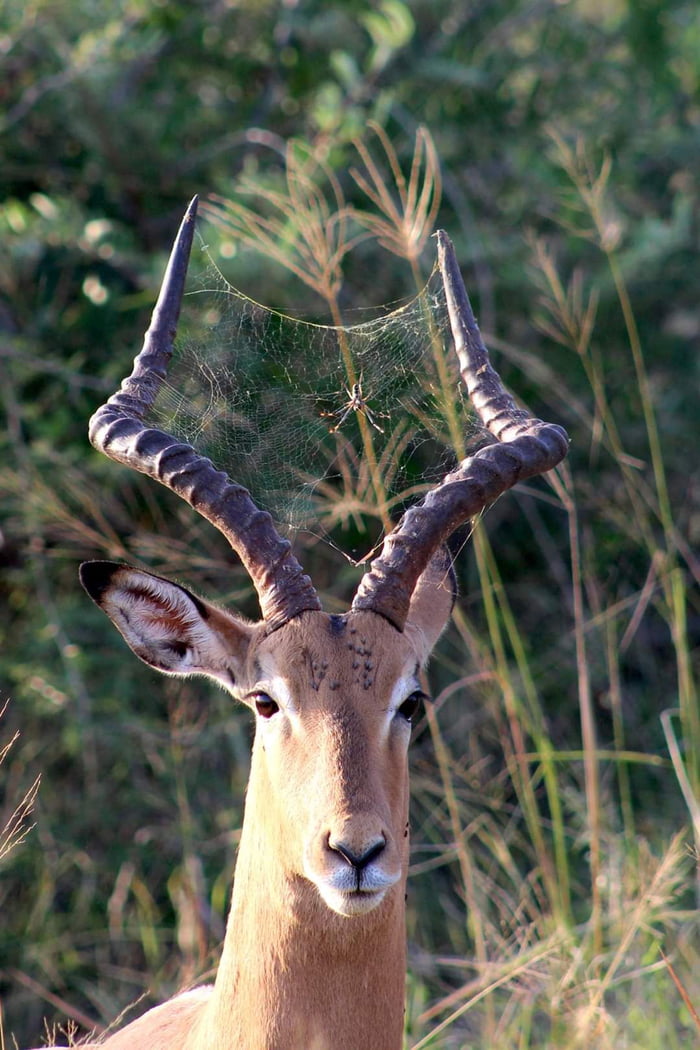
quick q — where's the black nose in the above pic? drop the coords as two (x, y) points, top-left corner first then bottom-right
(328, 836), (386, 872)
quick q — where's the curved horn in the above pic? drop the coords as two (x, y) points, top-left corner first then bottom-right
(88, 197), (321, 631)
(352, 230), (569, 630)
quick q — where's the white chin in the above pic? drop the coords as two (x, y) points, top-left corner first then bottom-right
(318, 885), (387, 917)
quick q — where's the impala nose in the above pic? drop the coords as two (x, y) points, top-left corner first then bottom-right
(328, 835), (386, 872)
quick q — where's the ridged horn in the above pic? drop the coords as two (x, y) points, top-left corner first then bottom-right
(352, 230), (569, 630)
(88, 197), (321, 631)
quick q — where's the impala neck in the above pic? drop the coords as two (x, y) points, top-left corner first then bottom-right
(190, 746), (408, 1050)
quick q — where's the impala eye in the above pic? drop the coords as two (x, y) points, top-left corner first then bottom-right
(397, 691), (426, 723)
(254, 693), (279, 719)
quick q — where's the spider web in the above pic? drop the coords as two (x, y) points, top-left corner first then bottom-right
(145, 251), (487, 564)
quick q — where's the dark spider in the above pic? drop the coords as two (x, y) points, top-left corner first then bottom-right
(322, 378), (387, 434)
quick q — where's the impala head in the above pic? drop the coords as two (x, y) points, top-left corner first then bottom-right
(80, 556), (453, 918)
(80, 197), (568, 921)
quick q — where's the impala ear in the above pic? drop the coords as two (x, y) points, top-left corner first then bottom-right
(79, 561), (254, 689)
(403, 547), (456, 663)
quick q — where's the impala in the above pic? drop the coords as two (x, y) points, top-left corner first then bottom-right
(35, 197), (568, 1050)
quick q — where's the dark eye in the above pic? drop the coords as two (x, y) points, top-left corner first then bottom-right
(254, 693), (279, 719)
(397, 691), (426, 723)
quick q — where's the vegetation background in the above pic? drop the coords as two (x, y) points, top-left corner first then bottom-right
(0, 0), (698, 1046)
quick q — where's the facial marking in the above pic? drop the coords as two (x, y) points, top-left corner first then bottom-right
(345, 627), (376, 690)
(307, 649), (329, 692)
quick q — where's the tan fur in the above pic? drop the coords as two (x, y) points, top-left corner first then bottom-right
(68, 562), (454, 1050)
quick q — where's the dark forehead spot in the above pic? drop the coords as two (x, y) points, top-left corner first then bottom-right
(328, 614), (348, 637)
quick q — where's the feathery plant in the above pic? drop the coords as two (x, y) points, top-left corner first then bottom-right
(205, 141), (392, 532)
(349, 124), (465, 457)
(204, 128), (446, 542)
(350, 123), (442, 273)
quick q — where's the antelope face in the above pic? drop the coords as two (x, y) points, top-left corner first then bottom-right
(242, 611), (428, 916)
(80, 562), (454, 919)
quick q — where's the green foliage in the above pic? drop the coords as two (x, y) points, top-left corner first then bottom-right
(1, 0), (698, 1046)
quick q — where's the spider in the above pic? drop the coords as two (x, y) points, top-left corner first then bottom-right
(321, 377), (387, 434)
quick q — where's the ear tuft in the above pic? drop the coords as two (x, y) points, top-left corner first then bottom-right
(79, 560), (124, 604)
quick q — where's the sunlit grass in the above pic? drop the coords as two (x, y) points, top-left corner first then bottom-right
(400, 133), (699, 1048)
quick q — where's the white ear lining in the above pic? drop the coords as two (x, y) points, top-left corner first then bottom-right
(86, 565), (252, 683)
